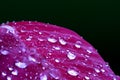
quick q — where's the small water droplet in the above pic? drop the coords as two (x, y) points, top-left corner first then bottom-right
(67, 52), (76, 60)
(47, 37), (57, 43)
(1, 50), (9, 55)
(2, 72), (7, 76)
(59, 38), (67, 45)
(26, 36), (32, 41)
(86, 50), (92, 54)
(75, 43), (81, 48)
(101, 69), (105, 73)
(49, 69), (60, 79)
(28, 56), (36, 62)
(94, 68), (100, 73)
(11, 70), (18, 75)
(8, 67), (13, 71)
(38, 38), (44, 41)
(53, 46), (60, 50)
(55, 59), (60, 63)
(67, 69), (79, 76)
(84, 76), (90, 80)
(7, 76), (11, 80)
(0, 39), (2, 42)
(40, 74), (47, 80)
(113, 77), (117, 80)
(39, 32), (42, 35)
(15, 62), (27, 68)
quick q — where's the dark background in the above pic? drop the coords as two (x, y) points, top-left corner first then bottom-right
(0, 0), (120, 75)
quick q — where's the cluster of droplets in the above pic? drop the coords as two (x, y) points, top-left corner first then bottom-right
(0, 23), (119, 80)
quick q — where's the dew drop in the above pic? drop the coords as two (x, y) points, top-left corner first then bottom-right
(47, 37), (57, 43)
(53, 46), (60, 50)
(1, 50), (9, 55)
(11, 70), (18, 75)
(75, 44), (81, 48)
(101, 69), (105, 73)
(0, 39), (2, 42)
(49, 68), (60, 79)
(94, 68), (100, 73)
(40, 74), (47, 80)
(67, 69), (78, 76)
(39, 32), (42, 35)
(8, 67), (13, 71)
(113, 77), (117, 80)
(1, 25), (15, 34)
(55, 59), (60, 63)
(2, 72), (7, 76)
(67, 52), (76, 60)
(26, 36), (33, 41)
(28, 56), (36, 62)
(84, 76), (90, 80)
(59, 38), (67, 45)
(86, 50), (92, 54)
(15, 62), (27, 68)
(7, 76), (11, 80)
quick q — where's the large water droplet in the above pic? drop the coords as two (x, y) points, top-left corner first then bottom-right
(15, 62), (27, 68)
(67, 52), (76, 60)
(1, 50), (9, 55)
(59, 38), (67, 45)
(47, 37), (57, 43)
(67, 69), (78, 76)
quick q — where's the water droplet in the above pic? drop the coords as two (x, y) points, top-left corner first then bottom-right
(84, 76), (90, 80)
(26, 36), (32, 41)
(1, 25), (15, 34)
(47, 37), (57, 43)
(94, 68), (100, 73)
(113, 77), (117, 80)
(86, 50), (92, 54)
(11, 70), (18, 75)
(39, 32), (42, 35)
(59, 38), (67, 45)
(75, 44), (81, 48)
(40, 74), (47, 80)
(0, 39), (2, 42)
(49, 69), (60, 79)
(15, 62), (27, 68)
(67, 52), (76, 60)
(7, 76), (11, 80)
(1, 50), (9, 55)
(2, 72), (7, 76)
(28, 56), (36, 62)
(53, 46), (60, 50)
(101, 69), (105, 73)
(8, 67), (13, 71)
(55, 59), (60, 63)
(67, 69), (78, 76)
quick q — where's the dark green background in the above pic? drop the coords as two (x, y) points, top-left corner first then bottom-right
(0, 0), (120, 75)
